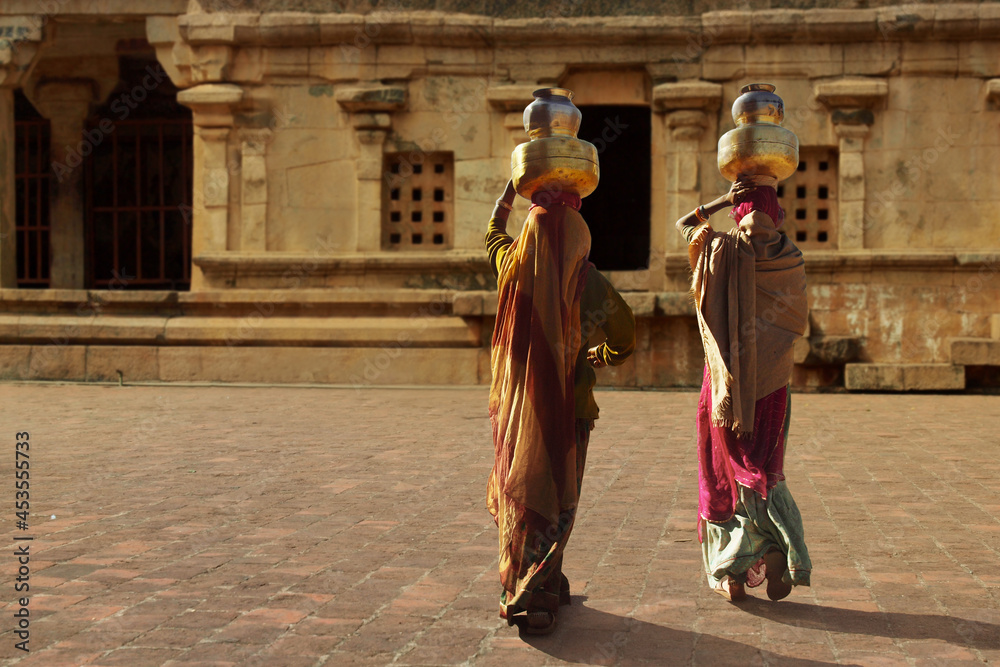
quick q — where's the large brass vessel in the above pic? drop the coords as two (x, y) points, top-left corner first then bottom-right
(717, 83), (798, 184)
(511, 88), (600, 200)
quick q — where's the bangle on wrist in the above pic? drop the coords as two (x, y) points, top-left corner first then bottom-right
(694, 205), (709, 223)
(495, 199), (513, 212)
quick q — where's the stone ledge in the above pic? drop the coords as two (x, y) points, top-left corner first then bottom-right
(0, 288), (460, 312)
(0, 344), (486, 385)
(173, 6), (1000, 47)
(194, 251), (491, 276)
(0, 314), (478, 348)
(988, 79), (1000, 107)
(665, 250), (1000, 275)
(845, 363), (965, 391)
(485, 85), (537, 113)
(951, 338), (1000, 366)
(815, 77), (889, 109)
(335, 85), (408, 113)
(452, 290), (686, 319)
(652, 81), (724, 112)
(795, 335), (862, 365)
(656, 292), (696, 316)
(0, 1), (185, 16)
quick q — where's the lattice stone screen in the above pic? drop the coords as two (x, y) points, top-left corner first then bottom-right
(382, 152), (454, 250)
(776, 147), (839, 249)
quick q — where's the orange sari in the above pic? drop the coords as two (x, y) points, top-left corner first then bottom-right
(487, 199), (592, 618)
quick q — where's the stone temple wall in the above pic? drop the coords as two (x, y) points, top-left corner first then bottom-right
(0, 2), (998, 390)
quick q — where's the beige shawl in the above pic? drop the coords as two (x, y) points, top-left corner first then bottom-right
(688, 210), (808, 437)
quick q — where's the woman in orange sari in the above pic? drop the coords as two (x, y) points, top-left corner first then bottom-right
(677, 179), (812, 602)
(486, 181), (635, 633)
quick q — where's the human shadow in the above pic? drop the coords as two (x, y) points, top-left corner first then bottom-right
(741, 598), (1000, 651)
(518, 596), (848, 666)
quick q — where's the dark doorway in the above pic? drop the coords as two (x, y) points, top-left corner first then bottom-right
(14, 91), (51, 288)
(577, 105), (651, 271)
(84, 51), (193, 290)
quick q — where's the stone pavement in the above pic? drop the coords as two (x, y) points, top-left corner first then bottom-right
(0, 383), (998, 666)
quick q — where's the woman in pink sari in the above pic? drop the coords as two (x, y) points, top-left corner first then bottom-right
(676, 179), (812, 602)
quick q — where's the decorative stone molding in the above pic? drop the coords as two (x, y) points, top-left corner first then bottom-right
(145, 15), (193, 89)
(336, 84), (408, 253)
(171, 7), (1000, 49)
(814, 78), (889, 110)
(239, 128), (271, 252)
(987, 79), (1000, 108)
(652, 81), (723, 113)
(812, 78), (887, 252)
(666, 110), (709, 141)
(177, 83), (243, 127)
(485, 85), (536, 113)
(335, 85), (407, 113)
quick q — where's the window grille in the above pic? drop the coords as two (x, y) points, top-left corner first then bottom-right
(382, 153), (453, 250)
(776, 147), (838, 249)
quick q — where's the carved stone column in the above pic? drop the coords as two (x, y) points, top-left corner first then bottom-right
(336, 85), (407, 252)
(0, 16), (44, 287)
(485, 84), (534, 148)
(832, 123), (871, 250)
(815, 78), (888, 250)
(32, 81), (97, 289)
(239, 128), (270, 251)
(652, 81), (722, 252)
(177, 83), (243, 288)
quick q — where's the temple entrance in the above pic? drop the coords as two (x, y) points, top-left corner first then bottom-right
(84, 51), (193, 290)
(577, 105), (651, 271)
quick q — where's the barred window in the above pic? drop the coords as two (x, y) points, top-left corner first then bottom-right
(776, 147), (838, 249)
(382, 153), (453, 250)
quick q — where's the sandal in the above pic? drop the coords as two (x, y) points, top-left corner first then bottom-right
(763, 550), (792, 601)
(714, 576), (747, 602)
(524, 610), (557, 635)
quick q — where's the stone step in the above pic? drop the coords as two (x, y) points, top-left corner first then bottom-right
(845, 363), (965, 391)
(0, 315), (479, 348)
(951, 338), (1000, 366)
(0, 344), (487, 385)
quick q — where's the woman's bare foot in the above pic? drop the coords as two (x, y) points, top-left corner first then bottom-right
(763, 550), (793, 601)
(714, 576), (747, 602)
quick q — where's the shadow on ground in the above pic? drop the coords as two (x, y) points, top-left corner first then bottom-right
(742, 599), (1000, 651)
(518, 596), (846, 665)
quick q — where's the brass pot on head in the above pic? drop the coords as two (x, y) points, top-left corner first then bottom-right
(511, 88), (600, 200)
(717, 83), (798, 186)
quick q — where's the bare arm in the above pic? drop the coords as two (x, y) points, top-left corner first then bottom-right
(675, 180), (753, 235)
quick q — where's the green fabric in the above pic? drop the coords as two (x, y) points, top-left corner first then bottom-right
(486, 217), (635, 420)
(700, 481), (812, 588)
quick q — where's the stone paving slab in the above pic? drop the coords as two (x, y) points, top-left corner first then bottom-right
(0, 383), (998, 666)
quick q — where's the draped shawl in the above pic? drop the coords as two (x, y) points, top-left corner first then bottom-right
(688, 210), (808, 438)
(487, 204), (593, 529)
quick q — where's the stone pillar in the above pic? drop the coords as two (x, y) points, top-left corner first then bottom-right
(0, 16), (44, 287)
(239, 128), (269, 251)
(351, 113), (391, 252)
(32, 81), (97, 289)
(335, 85), (407, 253)
(814, 78), (889, 251)
(833, 123), (871, 250)
(177, 83), (243, 289)
(652, 82), (723, 253)
(664, 111), (710, 250)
